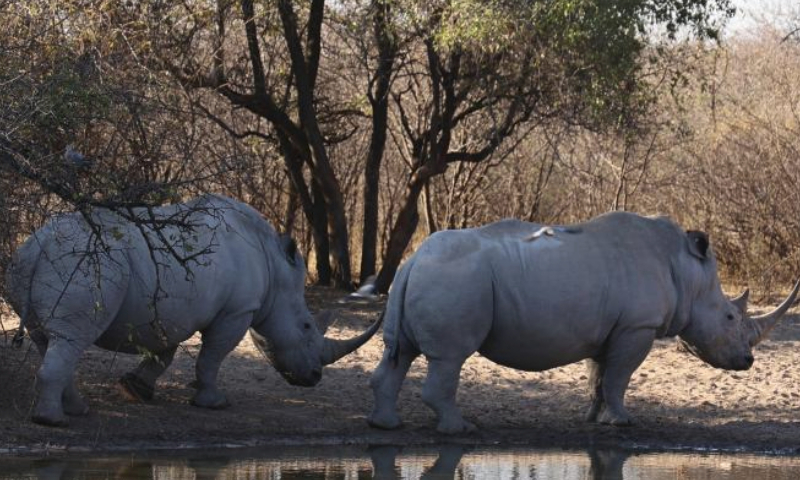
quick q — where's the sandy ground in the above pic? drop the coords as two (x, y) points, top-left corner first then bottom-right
(1, 286), (800, 457)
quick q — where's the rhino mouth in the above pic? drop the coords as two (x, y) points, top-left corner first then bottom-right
(678, 339), (702, 359)
(279, 369), (322, 387)
(678, 339), (754, 370)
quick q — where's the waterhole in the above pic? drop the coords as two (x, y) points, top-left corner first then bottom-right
(1, 445), (799, 479)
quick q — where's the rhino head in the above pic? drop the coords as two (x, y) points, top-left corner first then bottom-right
(249, 235), (381, 386)
(676, 231), (799, 370)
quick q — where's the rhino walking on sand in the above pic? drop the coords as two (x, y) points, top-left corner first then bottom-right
(5, 194), (380, 426)
(368, 212), (799, 434)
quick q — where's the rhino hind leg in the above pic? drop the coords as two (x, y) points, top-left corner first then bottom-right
(368, 348), (418, 430)
(585, 358), (605, 422)
(31, 335), (94, 427)
(118, 346), (178, 402)
(23, 325), (86, 419)
(421, 357), (476, 434)
(62, 383), (89, 416)
(593, 329), (655, 427)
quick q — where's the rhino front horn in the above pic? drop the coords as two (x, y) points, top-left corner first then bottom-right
(320, 312), (384, 365)
(749, 280), (800, 346)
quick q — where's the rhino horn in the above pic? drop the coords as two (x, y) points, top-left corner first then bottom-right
(748, 280), (800, 346)
(730, 288), (750, 313)
(320, 311), (383, 365)
(314, 310), (336, 335)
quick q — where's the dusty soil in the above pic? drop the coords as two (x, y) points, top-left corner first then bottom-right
(1, 286), (800, 456)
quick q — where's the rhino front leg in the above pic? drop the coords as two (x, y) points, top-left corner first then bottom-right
(368, 347), (418, 430)
(596, 328), (655, 426)
(191, 313), (252, 409)
(422, 357), (475, 434)
(119, 346), (178, 402)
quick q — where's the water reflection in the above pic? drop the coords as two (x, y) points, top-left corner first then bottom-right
(1, 444), (800, 479)
(370, 444), (467, 479)
(588, 448), (627, 480)
(369, 445), (631, 479)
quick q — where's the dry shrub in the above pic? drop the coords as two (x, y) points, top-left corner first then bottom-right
(675, 31), (800, 292)
(411, 30), (800, 295)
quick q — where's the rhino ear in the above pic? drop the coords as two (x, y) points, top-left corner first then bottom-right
(686, 230), (710, 260)
(280, 234), (298, 265)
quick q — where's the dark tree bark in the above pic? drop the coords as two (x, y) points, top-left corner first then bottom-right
(310, 180), (332, 285)
(374, 42), (535, 292)
(374, 40), (454, 292)
(277, 0), (352, 288)
(360, 0), (397, 283)
(278, 132), (332, 284)
(374, 179), (425, 291)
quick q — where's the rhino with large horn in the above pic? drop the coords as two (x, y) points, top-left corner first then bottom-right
(5, 194), (381, 427)
(368, 212), (799, 434)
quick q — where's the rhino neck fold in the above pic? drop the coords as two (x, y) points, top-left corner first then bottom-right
(664, 264), (693, 339)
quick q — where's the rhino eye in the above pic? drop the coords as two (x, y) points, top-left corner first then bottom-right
(303, 322), (311, 330)
(726, 313), (735, 321)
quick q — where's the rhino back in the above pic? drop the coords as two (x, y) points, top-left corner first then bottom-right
(98, 196), (275, 351)
(12, 195), (275, 353)
(401, 213), (682, 370)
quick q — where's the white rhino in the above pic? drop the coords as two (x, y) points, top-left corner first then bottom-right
(368, 212), (799, 434)
(5, 194), (380, 426)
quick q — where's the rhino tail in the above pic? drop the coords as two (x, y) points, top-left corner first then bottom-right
(385, 261), (413, 368)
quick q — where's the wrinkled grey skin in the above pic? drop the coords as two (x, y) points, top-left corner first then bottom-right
(368, 212), (799, 434)
(6, 194), (379, 427)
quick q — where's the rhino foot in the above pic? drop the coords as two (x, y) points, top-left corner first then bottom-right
(585, 404), (601, 423)
(435, 417), (477, 435)
(63, 399), (89, 416)
(190, 391), (230, 410)
(367, 412), (403, 430)
(118, 373), (155, 402)
(598, 410), (634, 427)
(31, 412), (69, 428)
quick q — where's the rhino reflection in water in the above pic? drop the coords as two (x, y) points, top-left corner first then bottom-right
(5, 194), (381, 427)
(368, 212), (799, 434)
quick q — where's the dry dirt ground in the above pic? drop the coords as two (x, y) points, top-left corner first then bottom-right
(1, 287), (800, 456)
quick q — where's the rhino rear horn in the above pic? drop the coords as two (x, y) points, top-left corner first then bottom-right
(731, 288), (750, 313)
(314, 310), (336, 335)
(320, 311), (384, 365)
(749, 280), (800, 346)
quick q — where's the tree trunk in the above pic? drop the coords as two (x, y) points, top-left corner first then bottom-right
(323, 177), (350, 289)
(422, 181), (438, 235)
(360, 84), (391, 283)
(361, 155), (382, 283)
(278, 0), (352, 288)
(359, 0), (396, 284)
(278, 132), (332, 285)
(375, 180), (425, 292)
(311, 180), (332, 285)
(283, 181), (299, 236)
